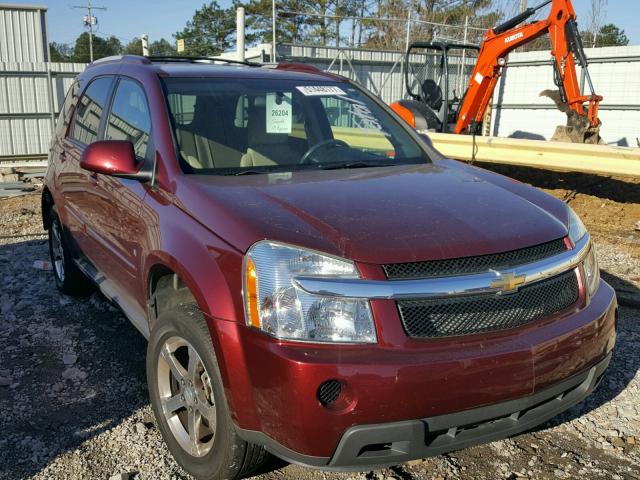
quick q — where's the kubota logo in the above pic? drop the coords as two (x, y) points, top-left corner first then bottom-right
(505, 32), (524, 43)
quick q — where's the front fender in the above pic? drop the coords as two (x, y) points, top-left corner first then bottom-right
(140, 192), (256, 426)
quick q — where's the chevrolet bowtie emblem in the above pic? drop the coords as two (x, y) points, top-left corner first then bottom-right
(491, 272), (526, 293)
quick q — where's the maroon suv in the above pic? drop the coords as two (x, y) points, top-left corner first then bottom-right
(42, 55), (616, 479)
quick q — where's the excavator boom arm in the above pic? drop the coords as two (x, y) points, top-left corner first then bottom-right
(454, 0), (602, 135)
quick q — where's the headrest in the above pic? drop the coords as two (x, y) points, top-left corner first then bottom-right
(192, 96), (219, 125)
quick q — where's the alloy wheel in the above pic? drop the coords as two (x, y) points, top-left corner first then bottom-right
(50, 220), (65, 282)
(157, 336), (217, 457)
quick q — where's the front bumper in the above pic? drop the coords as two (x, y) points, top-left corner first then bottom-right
(328, 351), (610, 469)
(239, 351), (611, 470)
(222, 279), (616, 470)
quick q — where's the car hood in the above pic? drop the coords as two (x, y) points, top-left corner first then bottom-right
(177, 160), (569, 265)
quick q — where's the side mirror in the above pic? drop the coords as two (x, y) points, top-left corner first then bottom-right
(80, 140), (152, 182)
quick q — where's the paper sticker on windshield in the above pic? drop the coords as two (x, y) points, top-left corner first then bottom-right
(266, 92), (292, 134)
(296, 86), (346, 96)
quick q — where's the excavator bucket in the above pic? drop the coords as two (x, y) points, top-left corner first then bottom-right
(540, 90), (604, 144)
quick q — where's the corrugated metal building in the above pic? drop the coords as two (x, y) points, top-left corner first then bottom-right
(491, 46), (640, 147)
(0, 3), (85, 158)
(0, 61), (85, 156)
(0, 3), (49, 63)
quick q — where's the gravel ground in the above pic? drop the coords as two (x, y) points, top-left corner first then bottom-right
(0, 174), (639, 480)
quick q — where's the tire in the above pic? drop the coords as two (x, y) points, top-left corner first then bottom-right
(47, 208), (93, 296)
(147, 304), (271, 480)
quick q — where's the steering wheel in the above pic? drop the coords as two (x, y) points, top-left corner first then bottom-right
(298, 139), (350, 165)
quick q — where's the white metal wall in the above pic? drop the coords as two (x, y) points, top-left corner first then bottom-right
(0, 62), (85, 156)
(280, 45), (408, 104)
(0, 4), (49, 63)
(491, 45), (640, 147)
(1, 44), (639, 158)
(279, 44), (476, 105)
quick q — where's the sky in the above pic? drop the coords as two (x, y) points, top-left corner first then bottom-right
(8, 0), (640, 48)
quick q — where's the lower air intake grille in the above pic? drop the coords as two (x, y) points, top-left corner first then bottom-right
(398, 270), (580, 339)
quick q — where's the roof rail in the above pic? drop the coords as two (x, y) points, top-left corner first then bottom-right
(274, 61), (344, 80)
(147, 56), (261, 67)
(275, 62), (323, 74)
(89, 55), (151, 67)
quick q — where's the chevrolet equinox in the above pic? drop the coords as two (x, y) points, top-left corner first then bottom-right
(42, 55), (617, 479)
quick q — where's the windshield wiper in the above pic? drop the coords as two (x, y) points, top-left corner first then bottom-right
(319, 161), (396, 170)
(230, 169), (265, 176)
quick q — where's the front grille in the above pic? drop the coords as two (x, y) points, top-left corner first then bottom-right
(383, 238), (567, 280)
(398, 270), (579, 338)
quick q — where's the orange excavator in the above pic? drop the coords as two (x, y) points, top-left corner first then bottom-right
(391, 0), (603, 144)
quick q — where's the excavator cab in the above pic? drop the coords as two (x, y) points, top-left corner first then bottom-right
(392, 41), (479, 133)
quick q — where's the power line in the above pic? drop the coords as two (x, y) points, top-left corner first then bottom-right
(73, 1), (107, 62)
(249, 10), (487, 31)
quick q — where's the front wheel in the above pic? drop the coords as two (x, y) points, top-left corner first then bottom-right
(147, 304), (271, 480)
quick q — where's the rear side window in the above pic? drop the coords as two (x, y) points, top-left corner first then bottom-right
(69, 77), (112, 145)
(54, 80), (79, 137)
(105, 78), (152, 159)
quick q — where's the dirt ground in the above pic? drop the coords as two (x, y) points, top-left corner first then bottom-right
(0, 166), (638, 480)
(483, 164), (640, 259)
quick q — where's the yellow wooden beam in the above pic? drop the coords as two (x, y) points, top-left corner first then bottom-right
(428, 133), (640, 178)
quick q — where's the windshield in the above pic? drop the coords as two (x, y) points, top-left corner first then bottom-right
(162, 76), (429, 175)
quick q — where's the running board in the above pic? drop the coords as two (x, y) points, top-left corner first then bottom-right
(74, 258), (150, 339)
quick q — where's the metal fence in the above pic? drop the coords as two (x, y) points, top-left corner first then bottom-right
(280, 43), (640, 147)
(1, 43), (639, 161)
(0, 61), (85, 157)
(278, 44), (478, 105)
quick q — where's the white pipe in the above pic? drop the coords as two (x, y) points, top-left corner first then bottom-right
(237, 7), (245, 61)
(141, 34), (149, 56)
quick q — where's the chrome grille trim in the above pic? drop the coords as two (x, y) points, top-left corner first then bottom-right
(293, 235), (589, 300)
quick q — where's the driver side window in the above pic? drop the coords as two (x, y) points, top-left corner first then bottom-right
(105, 78), (152, 160)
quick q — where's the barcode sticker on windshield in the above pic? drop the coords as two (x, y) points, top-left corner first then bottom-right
(266, 92), (292, 134)
(296, 86), (346, 96)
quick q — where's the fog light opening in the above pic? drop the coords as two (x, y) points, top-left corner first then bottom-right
(317, 379), (342, 406)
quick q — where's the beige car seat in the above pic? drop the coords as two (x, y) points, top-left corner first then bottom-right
(176, 96), (244, 169)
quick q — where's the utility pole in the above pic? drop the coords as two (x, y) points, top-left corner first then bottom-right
(141, 34), (149, 56)
(520, 0), (527, 13)
(73, 1), (106, 63)
(271, 0), (276, 62)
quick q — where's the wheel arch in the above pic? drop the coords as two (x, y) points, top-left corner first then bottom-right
(144, 253), (253, 426)
(146, 258), (207, 326)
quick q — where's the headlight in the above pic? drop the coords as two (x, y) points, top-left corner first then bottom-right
(566, 207), (599, 296)
(243, 241), (376, 343)
(583, 244), (600, 297)
(567, 207), (587, 246)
